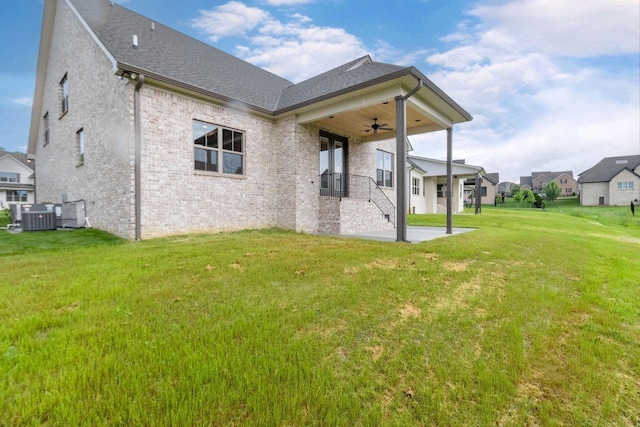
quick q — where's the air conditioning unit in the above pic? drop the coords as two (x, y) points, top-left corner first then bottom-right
(22, 211), (56, 231)
(54, 203), (84, 228)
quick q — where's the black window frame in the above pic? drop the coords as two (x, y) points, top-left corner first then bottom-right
(76, 128), (85, 166)
(193, 120), (244, 176)
(60, 74), (69, 116)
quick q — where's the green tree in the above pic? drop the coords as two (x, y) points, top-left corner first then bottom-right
(523, 189), (536, 206)
(543, 181), (562, 204)
(513, 191), (524, 207)
(510, 184), (520, 196)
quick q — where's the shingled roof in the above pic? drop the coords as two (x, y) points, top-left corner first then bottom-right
(0, 151), (33, 169)
(578, 155), (640, 183)
(65, 0), (470, 120)
(68, 0), (294, 112)
(276, 57), (406, 111)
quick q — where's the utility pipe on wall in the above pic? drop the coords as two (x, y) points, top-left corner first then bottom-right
(134, 74), (145, 241)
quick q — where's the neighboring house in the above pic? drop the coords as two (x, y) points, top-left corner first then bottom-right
(497, 181), (517, 197)
(519, 176), (533, 192)
(0, 151), (36, 209)
(520, 171), (576, 196)
(578, 155), (640, 206)
(465, 172), (499, 205)
(28, 0), (471, 240)
(408, 155), (484, 214)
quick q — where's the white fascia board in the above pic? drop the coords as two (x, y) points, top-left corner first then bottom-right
(408, 95), (453, 129)
(27, 0), (57, 155)
(296, 85), (403, 124)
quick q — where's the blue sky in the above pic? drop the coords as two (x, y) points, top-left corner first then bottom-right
(1, 0), (638, 182)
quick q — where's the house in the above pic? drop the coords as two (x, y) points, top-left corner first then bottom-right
(465, 172), (499, 205)
(27, 0), (472, 240)
(578, 155), (640, 206)
(407, 155), (484, 214)
(497, 181), (517, 197)
(0, 151), (35, 209)
(520, 171), (576, 197)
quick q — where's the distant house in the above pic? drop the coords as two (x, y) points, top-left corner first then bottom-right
(408, 155), (484, 214)
(27, 0), (472, 240)
(578, 155), (640, 206)
(497, 181), (517, 197)
(0, 151), (35, 209)
(520, 171), (576, 196)
(465, 172), (499, 204)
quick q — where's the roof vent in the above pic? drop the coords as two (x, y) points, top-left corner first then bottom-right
(616, 160), (628, 165)
(132, 34), (138, 48)
(151, 22), (155, 31)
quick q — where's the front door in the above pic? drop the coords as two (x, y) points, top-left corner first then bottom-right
(319, 131), (348, 197)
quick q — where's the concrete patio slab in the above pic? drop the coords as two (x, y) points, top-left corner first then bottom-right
(338, 226), (476, 243)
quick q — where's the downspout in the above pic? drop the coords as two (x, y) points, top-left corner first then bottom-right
(395, 78), (423, 242)
(134, 74), (145, 241)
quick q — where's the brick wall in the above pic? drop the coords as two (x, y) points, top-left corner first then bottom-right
(34, 0), (402, 240)
(580, 182), (608, 206)
(609, 169), (640, 206)
(138, 86), (298, 238)
(35, 0), (135, 238)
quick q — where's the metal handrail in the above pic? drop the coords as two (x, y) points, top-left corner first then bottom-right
(318, 173), (396, 226)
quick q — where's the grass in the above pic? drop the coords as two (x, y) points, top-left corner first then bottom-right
(1, 208), (639, 425)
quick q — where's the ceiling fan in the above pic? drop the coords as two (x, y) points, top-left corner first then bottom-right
(364, 118), (393, 134)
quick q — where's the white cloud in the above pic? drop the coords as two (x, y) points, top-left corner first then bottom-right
(262, 0), (314, 5)
(191, 2), (271, 42)
(469, 0), (640, 57)
(192, 2), (367, 82)
(9, 97), (32, 107)
(412, 0), (640, 183)
(188, 0), (639, 182)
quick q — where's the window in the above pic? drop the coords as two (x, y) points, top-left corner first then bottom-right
(6, 190), (27, 202)
(76, 128), (85, 165)
(412, 177), (420, 195)
(0, 172), (20, 183)
(437, 184), (446, 198)
(566, 188), (572, 193)
(560, 178), (567, 184)
(43, 112), (49, 144)
(617, 181), (634, 190)
(193, 120), (244, 175)
(481, 187), (488, 197)
(376, 150), (393, 187)
(60, 74), (69, 115)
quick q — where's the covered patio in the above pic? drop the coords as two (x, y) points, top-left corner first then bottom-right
(287, 56), (473, 241)
(339, 225), (476, 244)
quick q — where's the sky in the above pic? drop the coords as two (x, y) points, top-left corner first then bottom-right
(1, 0), (638, 183)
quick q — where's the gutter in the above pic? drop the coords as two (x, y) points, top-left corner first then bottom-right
(134, 74), (145, 241)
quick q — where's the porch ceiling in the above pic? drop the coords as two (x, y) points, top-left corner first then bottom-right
(315, 103), (439, 141)
(294, 74), (466, 142)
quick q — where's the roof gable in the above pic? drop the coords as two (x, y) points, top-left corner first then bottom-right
(68, 0), (293, 112)
(578, 155), (640, 183)
(276, 56), (406, 111)
(0, 151), (34, 171)
(408, 155), (483, 178)
(483, 173), (500, 185)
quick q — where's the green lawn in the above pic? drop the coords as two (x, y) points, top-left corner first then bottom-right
(1, 208), (639, 425)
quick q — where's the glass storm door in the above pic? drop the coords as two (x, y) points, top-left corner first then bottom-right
(319, 131), (348, 197)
